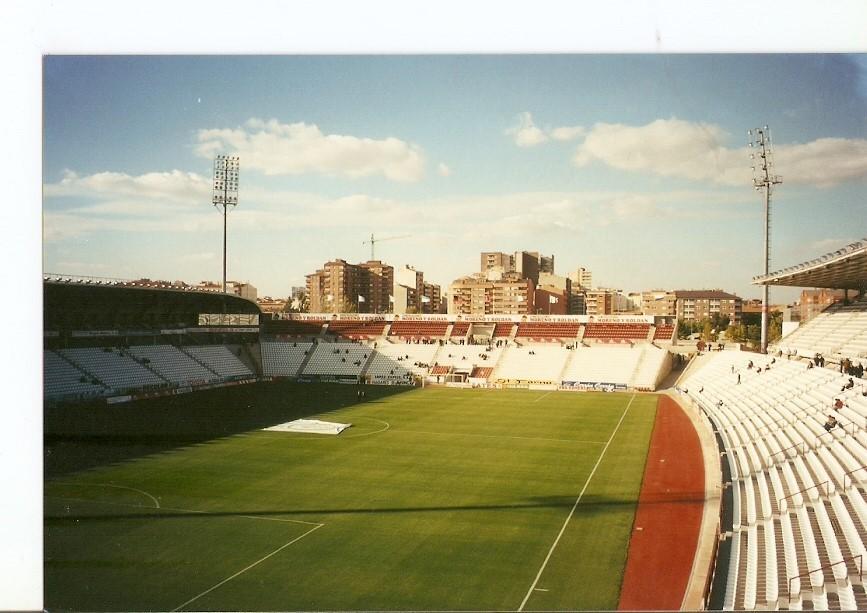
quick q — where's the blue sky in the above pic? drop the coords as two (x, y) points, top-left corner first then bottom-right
(43, 54), (867, 302)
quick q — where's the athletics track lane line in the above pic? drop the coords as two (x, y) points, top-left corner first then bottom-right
(517, 393), (637, 612)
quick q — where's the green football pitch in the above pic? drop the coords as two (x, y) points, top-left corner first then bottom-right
(44, 383), (658, 611)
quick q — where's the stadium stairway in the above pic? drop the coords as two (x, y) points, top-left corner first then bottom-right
(487, 344), (511, 382)
(358, 350), (378, 378)
(629, 348), (647, 388)
(557, 349), (577, 383)
(178, 346), (221, 379)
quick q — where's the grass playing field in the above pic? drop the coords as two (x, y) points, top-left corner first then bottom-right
(44, 382), (659, 611)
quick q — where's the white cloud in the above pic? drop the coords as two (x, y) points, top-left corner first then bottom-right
(437, 162), (451, 177)
(550, 125), (586, 141)
(571, 118), (867, 188)
(506, 112), (549, 147)
(195, 118), (426, 182)
(774, 138), (867, 187)
(44, 169), (210, 203)
(506, 112), (586, 147)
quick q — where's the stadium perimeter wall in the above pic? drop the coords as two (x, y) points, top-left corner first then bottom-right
(672, 390), (723, 609)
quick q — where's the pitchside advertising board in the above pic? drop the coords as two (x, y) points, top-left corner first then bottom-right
(198, 313), (259, 326)
(282, 313), (656, 324)
(561, 381), (628, 392)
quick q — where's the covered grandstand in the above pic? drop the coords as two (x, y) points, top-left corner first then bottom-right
(681, 239), (867, 610)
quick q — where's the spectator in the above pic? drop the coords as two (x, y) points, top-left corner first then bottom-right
(834, 398), (845, 411)
(824, 415), (838, 432)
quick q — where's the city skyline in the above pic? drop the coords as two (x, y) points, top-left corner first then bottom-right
(43, 55), (867, 302)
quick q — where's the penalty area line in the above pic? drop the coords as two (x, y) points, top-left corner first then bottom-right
(171, 523), (324, 612)
(517, 393), (637, 612)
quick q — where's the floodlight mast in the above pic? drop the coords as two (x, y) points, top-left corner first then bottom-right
(748, 127), (782, 354)
(213, 155), (239, 293)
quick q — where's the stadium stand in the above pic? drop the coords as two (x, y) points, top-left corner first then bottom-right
(515, 322), (581, 341)
(493, 345), (569, 384)
(184, 346), (254, 379)
(126, 345), (217, 385)
(388, 320), (449, 339)
(778, 297), (867, 359)
(653, 323), (676, 342)
(450, 322), (471, 338)
(44, 350), (107, 400)
(44, 278), (676, 400)
(492, 322), (515, 338)
(325, 320), (387, 340)
(583, 322), (650, 342)
(59, 347), (167, 392)
(301, 342), (370, 377)
(433, 344), (502, 371)
(683, 351), (867, 610)
(560, 346), (640, 386)
(260, 341), (313, 377)
(367, 342), (439, 378)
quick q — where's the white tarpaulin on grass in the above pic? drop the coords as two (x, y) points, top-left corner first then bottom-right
(263, 419), (352, 435)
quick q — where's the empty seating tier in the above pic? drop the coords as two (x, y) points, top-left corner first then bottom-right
(515, 322), (581, 340)
(653, 324), (676, 341)
(302, 343), (370, 377)
(450, 322), (471, 337)
(777, 298), (867, 358)
(325, 320), (387, 340)
(583, 323), (650, 341)
(492, 323), (515, 338)
(185, 346), (254, 378)
(59, 347), (166, 392)
(44, 350), (107, 399)
(126, 345), (216, 385)
(261, 341), (313, 377)
(388, 321), (449, 339)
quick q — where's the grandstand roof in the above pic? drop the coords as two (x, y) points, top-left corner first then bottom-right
(752, 237), (867, 291)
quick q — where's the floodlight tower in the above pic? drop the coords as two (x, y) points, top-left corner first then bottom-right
(213, 155), (240, 293)
(748, 126), (782, 354)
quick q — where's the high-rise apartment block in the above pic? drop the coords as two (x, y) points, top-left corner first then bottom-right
(568, 267), (593, 290)
(449, 272), (535, 315)
(640, 290), (677, 317)
(306, 259), (394, 313)
(674, 290), (742, 324)
(480, 250), (554, 285)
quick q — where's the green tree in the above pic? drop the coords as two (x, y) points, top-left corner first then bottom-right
(701, 320), (715, 342)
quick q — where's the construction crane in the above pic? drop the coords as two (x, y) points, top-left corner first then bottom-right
(362, 233), (411, 260)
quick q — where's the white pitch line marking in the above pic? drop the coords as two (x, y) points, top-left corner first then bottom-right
(390, 429), (605, 445)
(44, 495), (323, 526)
(517, 393), (637, 612)
(171, 523), (324, 612)
(53, 481), (161, 508)
(534, 390), (554, 403)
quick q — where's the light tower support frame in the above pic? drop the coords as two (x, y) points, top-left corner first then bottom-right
(748, 127), (782, 354)
(212, 155), (240, 293)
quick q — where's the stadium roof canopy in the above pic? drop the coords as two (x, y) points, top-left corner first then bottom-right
(752, 237), (867, 291)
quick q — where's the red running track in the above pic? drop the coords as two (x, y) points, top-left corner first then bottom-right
(618, 395), (705, 610)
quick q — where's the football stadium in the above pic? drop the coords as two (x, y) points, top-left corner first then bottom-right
(42, 237), (867, 611)
(34, 53), (867, 612)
